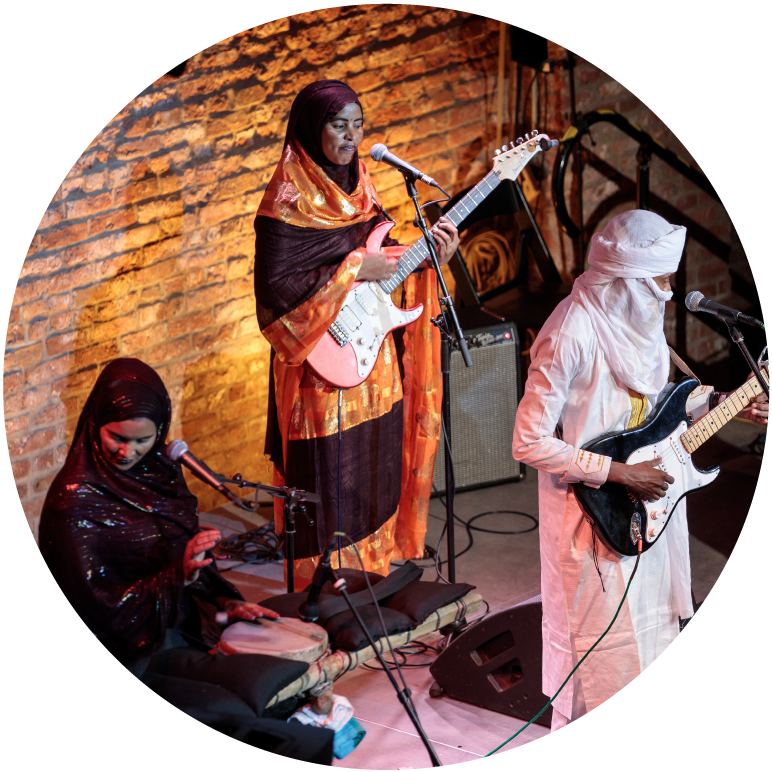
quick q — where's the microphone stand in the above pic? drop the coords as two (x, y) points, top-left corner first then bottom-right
(722, 320), (769, 398)
(217, 473), (320, 593)
(403, 173), (472, 584)
(330, 566), (443, 767)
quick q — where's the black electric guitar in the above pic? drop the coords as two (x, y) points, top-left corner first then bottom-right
(572, 364), (768, 556)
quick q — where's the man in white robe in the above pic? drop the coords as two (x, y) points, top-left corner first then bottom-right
(512, 210), (767, 730)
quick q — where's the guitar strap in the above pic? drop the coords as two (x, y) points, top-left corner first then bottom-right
(668, 346), (700, 383)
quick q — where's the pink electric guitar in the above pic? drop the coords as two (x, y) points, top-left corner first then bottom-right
(305, 132), (558, 388)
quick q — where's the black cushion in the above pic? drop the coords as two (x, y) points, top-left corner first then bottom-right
(385, 581), (476, 625)
(258, 591), (335, 618)
(322, 567), (384, 595)
(145, 647), (308, 717)
(326, 605), (413, 651)
(141, 672), (333, 764)
(141, 672), (257, 721)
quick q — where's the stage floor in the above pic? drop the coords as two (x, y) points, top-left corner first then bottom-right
(201, 418), (764, 768)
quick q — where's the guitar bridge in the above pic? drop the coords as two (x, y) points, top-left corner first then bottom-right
(328, 321), (350, 347)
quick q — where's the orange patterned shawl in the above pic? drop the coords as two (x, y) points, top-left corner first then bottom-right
(255, 134), (442, 589)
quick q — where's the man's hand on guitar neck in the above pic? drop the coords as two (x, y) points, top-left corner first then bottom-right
(607, 457), (674, 501)
(716, 373), (769, 425)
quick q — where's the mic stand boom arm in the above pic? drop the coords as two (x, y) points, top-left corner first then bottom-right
(403, 173), (471, 585)
(218, 474), (321, 593)
(723, 320), (769, 398)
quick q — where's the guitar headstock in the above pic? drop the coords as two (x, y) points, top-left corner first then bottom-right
(758, 346), (769, 386)
(492, 130), (558, 182)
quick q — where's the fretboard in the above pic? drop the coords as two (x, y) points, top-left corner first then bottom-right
(379, 169), (503, 294)
(681, 368), (769, 453)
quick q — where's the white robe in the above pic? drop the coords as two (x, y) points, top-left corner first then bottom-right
(512, 296), (712, 720)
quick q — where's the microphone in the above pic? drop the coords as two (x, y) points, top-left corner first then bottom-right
(369, 144), (439, 187)
(166, 440), (243, 506)
(685, 291), (764, 329)
(297, 534), (338, 622)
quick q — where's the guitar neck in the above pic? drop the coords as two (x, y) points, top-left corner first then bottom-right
(378, 169), (503, 294)
(681, 369), (769, 452)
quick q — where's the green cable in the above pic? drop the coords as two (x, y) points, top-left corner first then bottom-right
(485, 549), (642, 756)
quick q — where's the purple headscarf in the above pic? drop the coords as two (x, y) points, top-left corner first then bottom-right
(284, 79), (363, 193)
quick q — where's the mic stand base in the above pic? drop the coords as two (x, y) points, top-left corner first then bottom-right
(331, 568), (443, 767)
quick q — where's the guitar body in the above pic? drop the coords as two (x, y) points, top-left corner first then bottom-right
(303, 132), (558, 388)
(304, 220), (424, 388)
(572, 377), (720, 556)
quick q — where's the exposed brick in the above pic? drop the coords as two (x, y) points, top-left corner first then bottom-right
(46, 330), (92, 357)
(73, 340), (120, 370)
(12, 459), (30, 480)
(89, 207), (137, 237)
(169, 310), (214, 338)
(113, 223), (162, 253)
(6, 415), (28, 435)
(65, 192), (114, 220)
(40, 222), (89, 251)
(8, 427), (57, 457)
(192, 322), (237, 349)
(9, 343), (43, 369)
(34, 399), (75, 426)
(32, 449), (55, 473)
(51, 366), (98, 398)
(147, 336), (191, 364)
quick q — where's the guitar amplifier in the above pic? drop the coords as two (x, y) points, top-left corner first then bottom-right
(433, 321), (522, 495)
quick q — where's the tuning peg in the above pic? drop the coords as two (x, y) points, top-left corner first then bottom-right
(531, 129), (538, 137)
(516, 137), (524, 145)
(494, 148), (501, 155)
(501, 145), (508, 153)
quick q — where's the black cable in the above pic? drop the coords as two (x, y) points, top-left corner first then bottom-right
(337, 389), (343, 568)
(215, 522), (283, 568)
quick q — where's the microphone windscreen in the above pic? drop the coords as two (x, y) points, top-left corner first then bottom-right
(166, 439), (189, 461)
(685, 291), (703, 312)
(369, 143), (387, 162)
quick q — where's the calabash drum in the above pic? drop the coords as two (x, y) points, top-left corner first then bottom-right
(218, 617), (329, 663)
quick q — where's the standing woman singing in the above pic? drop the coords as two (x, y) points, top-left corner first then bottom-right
(254, 80), (459, 589)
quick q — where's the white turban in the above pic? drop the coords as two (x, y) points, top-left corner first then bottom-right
(570, 210), (686, 402)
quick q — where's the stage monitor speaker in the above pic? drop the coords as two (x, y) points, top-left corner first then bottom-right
(429, 595), (552, 728)
(432, 322), (522, 495)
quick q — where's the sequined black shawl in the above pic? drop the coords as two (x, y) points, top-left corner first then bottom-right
(39, 358), (238, 667)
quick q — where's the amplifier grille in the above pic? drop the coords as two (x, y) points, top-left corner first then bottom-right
(433, 323), (521, 494)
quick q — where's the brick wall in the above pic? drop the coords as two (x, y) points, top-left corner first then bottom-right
(5, 6), (755, 536)
(4, 6), (505, 535)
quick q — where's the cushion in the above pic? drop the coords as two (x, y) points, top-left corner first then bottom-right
(326, 605), (412, 651)
(385, 581), (476, 625)
(141, 672), (257, 721)
(145, 647), (308, 716)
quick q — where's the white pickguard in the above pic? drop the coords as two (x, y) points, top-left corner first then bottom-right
(625, 421), (719, 543)
(328, 281), (423, 379)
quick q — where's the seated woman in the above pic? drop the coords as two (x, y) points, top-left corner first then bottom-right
(38, 357), (338, 759)
(39, 357), (279, 675)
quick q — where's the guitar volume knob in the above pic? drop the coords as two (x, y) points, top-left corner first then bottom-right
(356, 337), (365, 346)
(361, 357), (372, 367)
